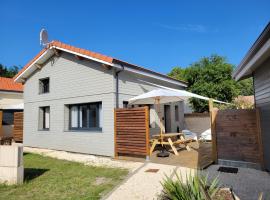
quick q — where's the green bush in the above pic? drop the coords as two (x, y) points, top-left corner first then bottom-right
(160, 171), (219, 200)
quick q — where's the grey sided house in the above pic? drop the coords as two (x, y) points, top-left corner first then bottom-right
(14, 40), (187, 157)
(233, 22), (270, 171)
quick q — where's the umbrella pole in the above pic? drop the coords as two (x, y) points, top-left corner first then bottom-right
(156, 97), (169, 157)
(156, 97), (163, 146)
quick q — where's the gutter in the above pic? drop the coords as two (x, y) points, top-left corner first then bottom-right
(115, 64), (124, 108)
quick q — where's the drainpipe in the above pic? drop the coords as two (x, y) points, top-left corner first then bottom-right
(115, 64), (124, 108)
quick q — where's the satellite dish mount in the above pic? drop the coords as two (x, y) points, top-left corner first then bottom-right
(40, 29), (50, 48)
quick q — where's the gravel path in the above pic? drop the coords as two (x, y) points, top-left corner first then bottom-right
(204, 165), (270, 200)
(105, 163), (194, 200)
(24, 147), (143, 172)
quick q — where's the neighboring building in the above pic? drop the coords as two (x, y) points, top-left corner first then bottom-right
(233, 22), (270, 170)
(14, 40), (187, 156)
(0, 77), (23, 137)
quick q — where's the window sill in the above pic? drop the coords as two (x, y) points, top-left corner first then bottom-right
(39, 92), (50, 95)
(38, 129), (50, 131)
(65, 128), (102, 133)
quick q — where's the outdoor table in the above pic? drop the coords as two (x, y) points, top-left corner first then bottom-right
(150, 132), (191, 156)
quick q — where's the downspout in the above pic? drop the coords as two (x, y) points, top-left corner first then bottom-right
(115, 64), (124, 108)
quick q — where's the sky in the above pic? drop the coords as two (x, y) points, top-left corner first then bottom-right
(0, 0), (269, 74)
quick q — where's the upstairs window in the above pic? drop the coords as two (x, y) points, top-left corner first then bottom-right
(39, 78), (50, 94)
(69, 102), (102, 131)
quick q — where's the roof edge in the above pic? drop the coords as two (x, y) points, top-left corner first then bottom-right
(113, 59), (187, 87)
(233, 22), (270, 80)
(14, 40), (187, 87)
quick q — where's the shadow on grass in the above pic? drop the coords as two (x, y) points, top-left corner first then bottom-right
(24, 168), (49, 182)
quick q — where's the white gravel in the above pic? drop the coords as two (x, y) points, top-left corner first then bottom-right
(204, 165), (270, 200)
(24, 147), (143, 172)
(105, 163), (194, 200)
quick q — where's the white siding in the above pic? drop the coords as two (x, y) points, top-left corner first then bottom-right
(23, 51), (186, 157)
(118, 70), (185, 135)
(23, 52), (115, 156)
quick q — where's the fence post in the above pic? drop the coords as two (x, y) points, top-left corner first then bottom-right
(208, 98), (213, 112)
(210, 109), (218, 163)
(145, 106), (150, 160)
(114, 109), (118, 158)
(256, 109), (264, 169)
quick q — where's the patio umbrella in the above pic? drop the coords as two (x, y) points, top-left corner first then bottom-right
(129, 88), (210, 139)
(128, 88), (227, 156)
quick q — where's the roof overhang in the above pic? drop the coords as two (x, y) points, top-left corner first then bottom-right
(14, 45), (187, 87)
(233, 22), (270, 81)
(14, 48), (54, 83)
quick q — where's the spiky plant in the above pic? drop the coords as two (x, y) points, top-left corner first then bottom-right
(160, 171), (219, 200)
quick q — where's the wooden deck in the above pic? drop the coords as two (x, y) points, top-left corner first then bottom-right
(150, 141), (212, 169)
(117, 141), (213, 169)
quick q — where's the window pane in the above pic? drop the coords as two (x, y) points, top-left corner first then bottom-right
(69, 102), (102, 130)
(79, 105), (88, 128)
(175, 105), (179, 121)
(98, 103), (102, 128)
(89, 104), (97, 127)
(44, 107), (50, 129)
(71, 106), (78, 128)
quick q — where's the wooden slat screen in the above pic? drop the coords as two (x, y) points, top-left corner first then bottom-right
(212, 109), (263, 166)
(0, 111), (3, 137)
(13, 112), (23, 142)
(114, 107), (149, 157)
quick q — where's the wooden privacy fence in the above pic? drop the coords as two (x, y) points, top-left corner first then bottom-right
(211, 109), (264, 168)
(13, 112), (23, 142)
(114, 107), (149, 157)
(0, 111), (2, 137)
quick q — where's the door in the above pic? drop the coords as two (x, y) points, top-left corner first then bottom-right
(164, 105), (171, 133)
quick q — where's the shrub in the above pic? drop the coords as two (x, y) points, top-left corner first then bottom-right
(160, 171), (219, 200)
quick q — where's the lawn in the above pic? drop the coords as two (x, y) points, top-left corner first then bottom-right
(0, 153), (128, 200)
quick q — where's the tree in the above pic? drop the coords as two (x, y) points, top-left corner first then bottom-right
(236, 78), (253, 96)
(168, 55), (253, 112)
(0, 64), (19, 78)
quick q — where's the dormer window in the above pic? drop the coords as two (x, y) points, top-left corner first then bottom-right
(39, 78), (50, 94)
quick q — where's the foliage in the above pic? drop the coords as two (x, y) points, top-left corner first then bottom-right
(0, 64), (19, 78)
(168, 55), (254, 112)
(0, 153), (128, 200)
(235, 78), (253, 96)
(216, 96), (254, 110)
(161, 171), (219, 200)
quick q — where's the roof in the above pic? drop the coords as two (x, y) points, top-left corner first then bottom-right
(233, 22), (270, 81)
(14, 40), (187, 87)
(0, 77), (23, 92)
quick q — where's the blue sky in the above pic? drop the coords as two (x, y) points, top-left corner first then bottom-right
(0, 0), (269, 74)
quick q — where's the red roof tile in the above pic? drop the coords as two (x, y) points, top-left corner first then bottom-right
(0, 77), (23, 92)
(14, 41), (113, 80)
(14, 40), (187, 85)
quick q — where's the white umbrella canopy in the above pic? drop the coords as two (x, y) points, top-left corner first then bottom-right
(128, 88), (210, 105)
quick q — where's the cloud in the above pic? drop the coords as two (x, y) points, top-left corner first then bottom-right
(155, 23), (210, 33)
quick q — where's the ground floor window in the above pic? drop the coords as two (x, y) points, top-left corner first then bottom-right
(1, 109), (23, 125)
(39, 106), (50, 130)
(69, 102), (102, 131)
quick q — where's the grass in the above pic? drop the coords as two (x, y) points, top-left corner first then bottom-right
(0, 153), (128, 200)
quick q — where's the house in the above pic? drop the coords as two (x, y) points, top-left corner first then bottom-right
(233, 22), (270, 170)
(0, 77), (23, 137)
(14, 41), (187, 156)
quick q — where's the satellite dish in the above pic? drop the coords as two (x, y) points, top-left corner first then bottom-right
(40, 29), (49, 47)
